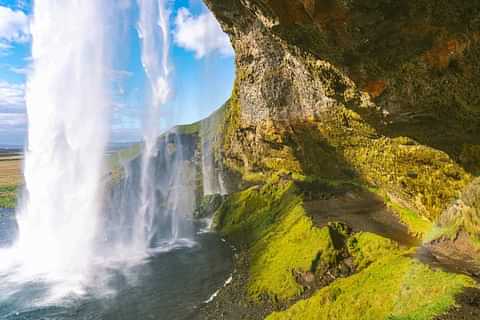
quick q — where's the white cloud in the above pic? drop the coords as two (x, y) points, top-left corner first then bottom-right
(0, 81), (26, 142)
(0, 6), (29, 44)
(174, 8), (233, 59)
(0, 80), (25, 111)
(9, 66), (30, 75)
(0, 112), (25, 127)
(0, 42), (13, 50)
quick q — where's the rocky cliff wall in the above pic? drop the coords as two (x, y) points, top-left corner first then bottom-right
(205, 0), (480, 236)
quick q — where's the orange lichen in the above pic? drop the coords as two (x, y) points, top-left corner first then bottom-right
(423, 38), (467, 69)
(363, 80), (387, 98)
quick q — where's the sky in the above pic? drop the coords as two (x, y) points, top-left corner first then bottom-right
(0, 0), (235, 145)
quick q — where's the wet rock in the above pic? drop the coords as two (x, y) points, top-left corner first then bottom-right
(194, 194), (226, 219)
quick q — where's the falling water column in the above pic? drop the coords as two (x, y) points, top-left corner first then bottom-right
(136, 0), (172, 250)
(14, 0), (111, 288)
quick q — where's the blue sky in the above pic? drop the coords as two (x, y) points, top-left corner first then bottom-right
(0, 0), (235, 145)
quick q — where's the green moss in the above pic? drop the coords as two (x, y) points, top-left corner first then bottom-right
(423, 225), (459, 244)
(267, 255), (475, 320)
(198, 102), (226, 141)
(215, 180), (339, 301)
(0, 186), (17, 208)
(248, 209), (337, 300)
(108, 143), (141, 180)
(460, 144), (480, 175)
(434, 178), (480, 242)
(224, 51), (474, 222)
(347, 232), (402, 270)
(221, 79), (241, 158)
(341, 133), (472, 220)
(297, 103), (472, 220)
(388, 201), (432, 238)
(369, 187), (433, 238)
(176, 121), (201, 135)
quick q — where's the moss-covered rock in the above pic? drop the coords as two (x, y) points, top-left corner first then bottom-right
(215, 179), (342, 301)
(437, 178), (480, 242)
(266, 254), (475, 320)
(205, 0), (480, 231)
(213, 177), (476, 318)
(347, 232), (400, 271)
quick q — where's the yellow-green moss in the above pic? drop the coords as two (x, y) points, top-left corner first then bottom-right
(222, 55), (473, 222)
(248, 208), (336, 300)
(294, 105), (472, 221)
(267, 255), (475, 320)
(108, 143), (141, 181)
(369, 187), (433, 238)
(176, 121), (201, 135)
(347, 232), (401, 270)
(460, 144), (480, 175)
(215, 179), (339, 301)
(0, 186), (17, 208)
(434, 178), (480, 243)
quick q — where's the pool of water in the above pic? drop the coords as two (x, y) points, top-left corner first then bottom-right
(0, 209), (233, 320)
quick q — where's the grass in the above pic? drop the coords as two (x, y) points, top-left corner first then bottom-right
(0, 159), (22, 187)
(0, 157), (21, 209)
(215, 178), (340, 301)
(0, 186), (17, 208)
(108, 143), (141, 181)
(267, 254), (475, 320)
(215, 176), (475, 319)
(435, 177), (480, 243)
(176, 121), (201, 135)
(347, 232), (401, 270)
(248, 208), (337, 300)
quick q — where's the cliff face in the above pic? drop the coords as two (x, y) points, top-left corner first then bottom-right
(205, 0), (480, 232)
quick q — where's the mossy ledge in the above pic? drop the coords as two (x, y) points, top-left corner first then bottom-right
(267, 254), (474, 320)
(209, 177), (476, 319)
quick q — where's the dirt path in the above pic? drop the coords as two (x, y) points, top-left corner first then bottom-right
(304, 190), (419, 246)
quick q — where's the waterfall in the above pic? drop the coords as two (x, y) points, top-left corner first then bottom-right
(0, 0), (198, 303)
(0, 0), (112, 296)
(134, 0), (194, 251)
(200, 109), (228, 196)
(106, 132), (196, 257)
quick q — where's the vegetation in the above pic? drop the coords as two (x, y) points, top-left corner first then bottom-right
(294, 102), (473, 221)
(108, 143), (141, 181)
(368, 187), (433, 238)
(0, 157), (21, 209)
(266, 254), (474, 320)
(0, 186), (17, 209)
(215, 178), (339, 301)
(435, 177), (480, 243)
(214, 176), (476, 318)
(347, 232), (401, 271)
(222, 63), (474, 224)
(176, 121), (201, 135)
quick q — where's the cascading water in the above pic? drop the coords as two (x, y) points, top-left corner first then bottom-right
(134, 0), (194, 251)
(106, 131), (197, 257)
(0, 0), (112, 297)
(200, 109), (228, 196)
(135, 0), (171, 251)
(0, 1), (224, 313)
